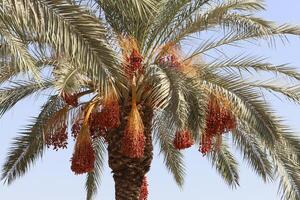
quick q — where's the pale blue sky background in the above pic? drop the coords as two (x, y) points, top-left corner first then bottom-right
(1, 1), (300, 200)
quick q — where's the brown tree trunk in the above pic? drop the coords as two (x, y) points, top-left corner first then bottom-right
(107, 105), (153, 200)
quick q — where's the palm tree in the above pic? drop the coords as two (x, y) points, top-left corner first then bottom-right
(1, 0), (300, 199)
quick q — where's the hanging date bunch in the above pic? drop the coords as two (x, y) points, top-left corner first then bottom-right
(72, 111), (104, 140)
(71, 118), (82, 140)
(72, 117), (104, 140)
(139, 176), (149, 200)
(89, 91), (120, 137)
(158, 54), (182, 69)
(71, 104), (96, 174)
(200, 95), (236, 155)
(173, 130), (194, 150)
(158, 43), (183, 69)
(61, 91), (78, 107)
(121, 37), (144, 77)
(121, 77), (145, 158)
(45, 123), (68, 151)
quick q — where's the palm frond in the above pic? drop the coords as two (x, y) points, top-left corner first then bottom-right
(0, 20), (40, 78)
(97, 0), (157, 40)
(147, 65), (191, 128)
(0, 80), (53, 116)
(6, 0), (124, 92)
(153, 110), (186, 187)
(1, 96), (65, 184)
(187, 24), (300, 60)
(52, 59), (89, 94)
(185, 79), (208, 142)
(206, 55), (300, 81)
(249, 82), (300, 105)
(170, 0), (266, 42)
(142, 65), (171, 109)
(86, 138), (106, 200)
(272, 148), (300, 200)
(144, 0), (212, 56)
(0, 61), (21, 84)
(207, 141), (239, 188)
(233, 125), (273, 182)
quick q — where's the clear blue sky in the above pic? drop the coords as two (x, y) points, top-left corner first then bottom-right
(1, 1), (300, 199)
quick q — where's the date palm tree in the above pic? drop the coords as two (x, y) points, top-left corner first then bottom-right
(1, 0), (300, 200)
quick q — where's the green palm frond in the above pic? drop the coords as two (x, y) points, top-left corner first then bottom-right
(187, 24), (300, 60)
(169, 0), (266, 42)
(86, 138), (106, 200)
(207, 141), (239, 188)
(233, 125), (273, 181)
(52, 59), (89, 94)
(249, 82), (300, 105)
(0, 80), (53, 116)
(158, 65), (208, 131)
(206, 55), (300, 81)
(148, 64), (207, 141)
(144, 0), (212, 56)
(278, 131), (300, 162)
(272, 148), (300, 200)
(0, 61), (21, 84)
(1, 96), (65, 184)
(6, 0), (123, 92)
(142, 65), (171, 109)
(0, 58), (58, 85)
(97, 0), (158, 40)
(185, 79), (208, 142)
(153, 110), (186, 187)
(149, 65), (191, 127)
(203, 72), (300, 198)
(0, 23), (40, 79)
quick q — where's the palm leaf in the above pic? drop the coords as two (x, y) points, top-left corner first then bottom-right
(0, 80), (53, 116)
(0, 20), (40, 79)
(207, 141), (239, 188)
(272, 148), (300, 200)
(85, 138), (106, 200)
(233, 125), (273, 181)
(1, 96), (65, 184)
(153, 110), (186, 187)
(6, 0), (124, 92)
(187, 24), (300, 60)
(206, 55), (300, 81)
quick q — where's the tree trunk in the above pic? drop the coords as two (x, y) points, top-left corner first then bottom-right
(107, 104), (153, 200)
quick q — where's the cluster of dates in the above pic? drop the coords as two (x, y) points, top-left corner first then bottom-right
(45, 124), (68, 151)
(200, 97), (236, 155)
(173, 130), (194, 150)
(158, 54), (182, 69)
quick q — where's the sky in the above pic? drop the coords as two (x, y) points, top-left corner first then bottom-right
(1, 1), (300, 200)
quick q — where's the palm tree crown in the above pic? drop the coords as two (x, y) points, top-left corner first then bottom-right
(1, 0), (300, 199)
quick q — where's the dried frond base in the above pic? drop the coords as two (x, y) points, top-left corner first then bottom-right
(173, 130), (194, 150)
